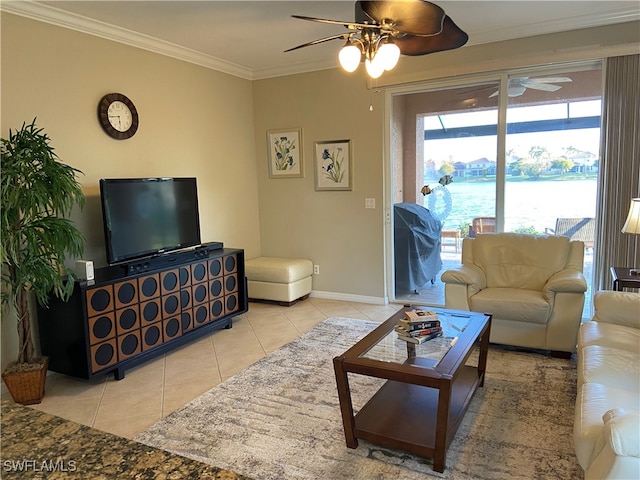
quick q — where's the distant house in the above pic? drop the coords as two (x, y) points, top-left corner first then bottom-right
(453, 161), (467, 177)
(424, 159), (438, 177)
(466, 158), (496, 176)
(559, 148), (598, 173)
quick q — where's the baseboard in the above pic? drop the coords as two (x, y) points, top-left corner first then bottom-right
(309, 290), (388, 305)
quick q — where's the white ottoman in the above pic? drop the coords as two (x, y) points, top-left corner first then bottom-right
(245, 257), (313, 306)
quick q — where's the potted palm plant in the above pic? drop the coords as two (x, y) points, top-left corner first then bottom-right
(1, 119), (84, 405)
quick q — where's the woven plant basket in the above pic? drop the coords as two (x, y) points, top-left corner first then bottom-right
(2, 358), (48, 405)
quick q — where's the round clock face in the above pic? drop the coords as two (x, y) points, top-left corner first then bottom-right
(107, 101), (133, 132)
(98, 93), (139, 140)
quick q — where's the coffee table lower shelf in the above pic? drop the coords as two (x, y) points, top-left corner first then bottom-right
(352, 365), (480, 471)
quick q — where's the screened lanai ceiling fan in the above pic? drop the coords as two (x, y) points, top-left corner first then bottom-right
(488, 76), (573, 97)
(285, 0), (468, 79)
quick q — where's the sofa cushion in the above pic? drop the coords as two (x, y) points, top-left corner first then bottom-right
(578, 345), (640, 391)
(593, 291), (640, 329)
(472, 233), (570, 290)
(470, 287), (550, 324)
(579, 321), (640, 353)
(574, 383), (640, 469)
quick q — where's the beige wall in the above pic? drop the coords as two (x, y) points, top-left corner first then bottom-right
(252, 70), (386, 299)
(1, 14), (261, 368)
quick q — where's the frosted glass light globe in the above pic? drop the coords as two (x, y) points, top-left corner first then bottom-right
(365, 57), (384, 79)
(377, 43), (400, 70)
(339, 44), (361, 73)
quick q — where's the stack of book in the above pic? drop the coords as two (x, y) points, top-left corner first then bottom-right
(395, 310), (442, 344)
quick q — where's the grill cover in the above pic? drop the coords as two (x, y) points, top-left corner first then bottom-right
(394, 203), (443, 293)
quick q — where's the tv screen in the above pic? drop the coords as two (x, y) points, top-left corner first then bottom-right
(100, 177), (201, 264)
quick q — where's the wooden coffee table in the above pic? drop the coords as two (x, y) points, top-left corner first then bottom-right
(333, 306), (491, 473)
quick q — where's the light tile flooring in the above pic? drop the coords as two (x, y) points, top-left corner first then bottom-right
(1, 298), (401, 440)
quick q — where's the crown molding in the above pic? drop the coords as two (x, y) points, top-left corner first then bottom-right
(1, 1), (254, 80)
(467, 7), (640, 47)
(252, 59), (337, 81)
(2, 1), (638, 81)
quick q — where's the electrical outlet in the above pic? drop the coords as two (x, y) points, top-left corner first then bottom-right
(313, 265), (320, 275)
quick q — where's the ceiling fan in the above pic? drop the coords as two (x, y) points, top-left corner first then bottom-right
(488, 77), (573, 98)
(285, 0), (468, 79)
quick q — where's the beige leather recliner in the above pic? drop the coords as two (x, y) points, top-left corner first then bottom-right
(441, 233), (587, 356)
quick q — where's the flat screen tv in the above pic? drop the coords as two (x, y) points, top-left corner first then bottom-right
(100, 177), (201, 265)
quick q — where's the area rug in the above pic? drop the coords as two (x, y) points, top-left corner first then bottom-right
(135, 317), (583, 479)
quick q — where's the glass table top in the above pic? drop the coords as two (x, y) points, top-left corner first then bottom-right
(360, 308), (473, 366)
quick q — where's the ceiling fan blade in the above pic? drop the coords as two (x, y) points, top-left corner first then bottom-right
(288, 1), (468, 60)
(520, 82), (563, 92)
(284, 33), (351, 53)
(291, 15), (378, 30)
(528, 77), (572, 83)
(394, 16), (468, 56)
(358, 0), (445, 36)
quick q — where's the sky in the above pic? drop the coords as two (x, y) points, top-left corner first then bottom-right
(424, 100), (602, 165)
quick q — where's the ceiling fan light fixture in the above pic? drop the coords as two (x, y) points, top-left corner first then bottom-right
(365, 57), (384, 79)
(377, 41), (400, 71)
(338, 43), (362, 73)
(287, 1), (469, 79)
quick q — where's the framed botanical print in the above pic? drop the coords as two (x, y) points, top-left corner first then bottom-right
(267, 128), (303, 178)
(314, 139), (352, 191)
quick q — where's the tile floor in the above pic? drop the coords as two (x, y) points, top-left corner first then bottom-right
(1, 298), (401, 440)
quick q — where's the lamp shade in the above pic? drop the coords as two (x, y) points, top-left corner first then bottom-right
(621, 198), (640, 234)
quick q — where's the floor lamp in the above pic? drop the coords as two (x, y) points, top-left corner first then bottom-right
(621, 198), (640, 275)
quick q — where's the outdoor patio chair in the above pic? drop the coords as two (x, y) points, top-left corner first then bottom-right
(469, 217), (496, 237)
(545, 217), (595, 249)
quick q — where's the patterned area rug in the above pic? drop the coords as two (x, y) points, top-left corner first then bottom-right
(135, 317), (582, 479)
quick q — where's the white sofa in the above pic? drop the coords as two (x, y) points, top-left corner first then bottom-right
(441, 233), (587, 356)
(574, 290), (640, 480)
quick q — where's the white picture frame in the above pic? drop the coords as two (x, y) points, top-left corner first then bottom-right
(314, 139), (352, 191)
(267, 128), (303, 178)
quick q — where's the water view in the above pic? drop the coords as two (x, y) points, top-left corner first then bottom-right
(423, 176), (598, 234)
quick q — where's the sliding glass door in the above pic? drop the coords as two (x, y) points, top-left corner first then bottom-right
(390, 81), (499, 305)
(390, 61), (602, 316)
(503, 65), (602, 306)
(504, 67), (602, 234)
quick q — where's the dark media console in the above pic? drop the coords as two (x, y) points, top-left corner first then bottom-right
(37, 247), (247, 380)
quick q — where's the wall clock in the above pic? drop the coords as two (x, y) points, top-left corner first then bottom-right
(97, 93), (139, 140)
